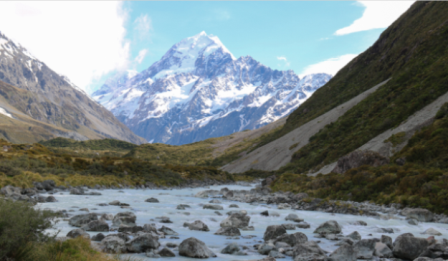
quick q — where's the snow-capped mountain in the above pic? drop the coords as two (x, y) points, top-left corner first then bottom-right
(93, 32), (331, 145)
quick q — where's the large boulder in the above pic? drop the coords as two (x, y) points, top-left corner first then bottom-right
(332, 150), (389, 174)
(188, 220), (210, 232)
(158, 226), (178, 236)
(274, 232), (308, 247)
(179, 237), (217, 258)
(113, 212), (136, 227)
(66, 228), (90, 239)
(313, 220), (342, 235)
(145, 197), (159, 203)
(92, 233), (105, 242)
(329, 245), (357, 261)
(126, 234), (160, 253)
(353, 239), (379, 259)
(215, 227), (241, 236)
(0, 185), (21, 197)
(118, 226), (144, 233)
(292, 241), (327, 261)
(402, 208), (434, 222)
(69, 213), (98, 227)
(81, 220), (109, 232)
(263, 225), (287, 241)
(220, 212), (250, 228)
(392, 234), (428, 260)
(422, 228), (442, 236)
(101, 236), (127, 254)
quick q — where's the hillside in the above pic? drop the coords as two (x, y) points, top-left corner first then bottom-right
(93, 32), (330, 145)
(0, 32), (146, 144)
(220, 1), (448, 174)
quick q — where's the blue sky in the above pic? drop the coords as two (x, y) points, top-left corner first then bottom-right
(0, 1), (414, 93)
(125, 1), (375, 76)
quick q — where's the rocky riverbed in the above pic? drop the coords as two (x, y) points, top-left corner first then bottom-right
(7, 180), (443, 261)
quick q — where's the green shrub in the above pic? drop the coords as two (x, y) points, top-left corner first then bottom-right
(0, 199), (58, 260)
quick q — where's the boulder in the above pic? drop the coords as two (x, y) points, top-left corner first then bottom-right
(179, 237), (217, 258)
(229, 204), (239, 208)
(145, 197), (159, 203)
(100, 213), (114, 221)
(215, 227), (241, 236)
(118, 225), (143, 233)
(329, 245), (357, 261)
(260, 210), (269, 216)
(274, 232), (308, 247)
(332, 150), (389, 174)
(346, 231), (361, 241)
(158, 226), (178, 236)
(106, 233), (130, 242)
(92, 233), (105, 242)
(188, 220), (210, 232)
(158, 247), (176, 257)
(421, 228), (442, 236)
(113, 212), (136, 227)
(220, 212), (250, 228)
(81, 220), (109, 232)
(263, 225), (287, 241)
(221, 242), (246, 255)
(353, 238), (379, 259)
(209, 199), (221, 203)
(313, 220), (342, 235)
(374, 242), (393, 258)
(282, 223), (297, 230)
(143, 224), (158, 234)
(381, 235), (393, 250)
(45, 196), (57, 202)
(70, 188), (84, 195)
(109, 200), (120, 206)
(404, 208), (434, 222)
(285, 213), (304, 222)
(393, 234), (428, 260)
(66, 228), (90, 239)
(203, 204), (223, 210)
(258, 242), (276, 255)
(296, 222), (311, 229)
(101, 236), (126, 254)
(126, 234), (160, 253)
(292, 241), (327, 261)
(69, 213), (98, 227)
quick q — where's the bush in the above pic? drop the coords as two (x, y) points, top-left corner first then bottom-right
(0, 199), (57, 260)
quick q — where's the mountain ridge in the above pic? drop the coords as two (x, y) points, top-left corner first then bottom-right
(93, 32), (331, 145)
(0, 31), (146, 144)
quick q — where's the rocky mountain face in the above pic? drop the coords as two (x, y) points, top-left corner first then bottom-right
(93, 32), (331, 145)
(0, 32), (145, 144)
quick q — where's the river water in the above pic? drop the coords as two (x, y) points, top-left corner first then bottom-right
(36, 184), (448, 260)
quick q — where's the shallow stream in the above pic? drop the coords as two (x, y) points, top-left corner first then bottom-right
(36, 184), (448, 260)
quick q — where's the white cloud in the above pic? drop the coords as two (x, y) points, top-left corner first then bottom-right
(277, 56), (290, 67)
(134, 14), (152, 40)
(0, 2), (131, 93)
(335, 1), (415, 35)
(300, 54), (358, 77)
(135, 49), (148, 64)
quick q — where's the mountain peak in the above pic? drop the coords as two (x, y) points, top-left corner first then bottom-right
(173, 32), (235, 61)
